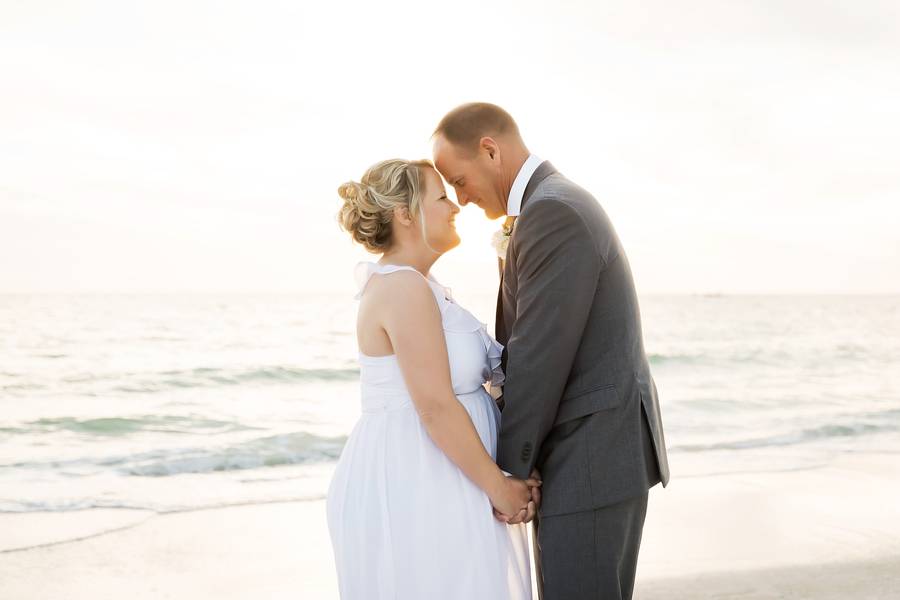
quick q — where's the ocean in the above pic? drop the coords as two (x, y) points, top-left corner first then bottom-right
(1, 293), (898, 515)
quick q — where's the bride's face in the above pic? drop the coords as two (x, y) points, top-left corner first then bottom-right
(418, 167), (461, 253)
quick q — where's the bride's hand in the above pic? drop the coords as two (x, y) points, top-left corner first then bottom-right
(490, 475), (540, 521)
(504, 468), (543, 524)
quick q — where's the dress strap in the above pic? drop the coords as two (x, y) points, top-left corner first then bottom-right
(353, 262), (454, 309)
(354, 262), (427, 300)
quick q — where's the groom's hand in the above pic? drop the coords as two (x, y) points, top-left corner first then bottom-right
(493, 506), (521, 523)
(502, 470), (542, 525)
(493, 503), (531, 524)
(502, 502), (534, 525)
(528, 468), (542, 510)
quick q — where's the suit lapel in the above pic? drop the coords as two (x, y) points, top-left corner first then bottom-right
(494, 160), (558, 345)
(495, 267), (506, 342)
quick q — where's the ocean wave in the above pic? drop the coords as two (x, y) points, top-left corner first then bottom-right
(116, 365), (360, 391)
(0, 495), (327, 515)
(648, 352), (703, 365)
(671, 409), (900, 452)
(122, 432), (347, 476)
(647, 344), (884, 367)
(0, 382), (45, 393)
(646, 350), (780, 366)
(24, 415), (261, 436)
(1, 431), (347, 476)
(2, 365), (360, 396)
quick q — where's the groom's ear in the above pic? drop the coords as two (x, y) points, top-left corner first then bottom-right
(479, 136), (500, 162)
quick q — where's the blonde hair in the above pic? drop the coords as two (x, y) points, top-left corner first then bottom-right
(337, 158), (434, 253)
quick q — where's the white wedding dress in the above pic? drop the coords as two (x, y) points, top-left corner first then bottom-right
(326, 262), (532, 600)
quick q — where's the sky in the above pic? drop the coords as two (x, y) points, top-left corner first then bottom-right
(1, 0), (898, 295)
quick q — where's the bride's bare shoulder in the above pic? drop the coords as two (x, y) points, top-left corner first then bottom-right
(361, 270), (434, 313)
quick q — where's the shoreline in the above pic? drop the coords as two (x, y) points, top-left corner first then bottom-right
(2, 452), (899, 599)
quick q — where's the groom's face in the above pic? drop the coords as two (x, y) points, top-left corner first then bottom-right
(432, 135), (505, 220)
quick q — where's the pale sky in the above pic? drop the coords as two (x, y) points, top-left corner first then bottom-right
(1, 0), (898, 295)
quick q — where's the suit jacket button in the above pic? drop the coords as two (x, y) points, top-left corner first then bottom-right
(521, 442), (532, 462)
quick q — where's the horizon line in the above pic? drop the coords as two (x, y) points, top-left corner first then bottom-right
(1, 291), (898, 297)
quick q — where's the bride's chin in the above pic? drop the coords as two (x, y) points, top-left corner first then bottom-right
(424, 233), (461, 254)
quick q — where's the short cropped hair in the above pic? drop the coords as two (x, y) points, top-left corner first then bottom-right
(432, 102), (521, 153)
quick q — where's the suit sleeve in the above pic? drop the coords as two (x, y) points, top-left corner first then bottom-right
(497, 199), (602, 478)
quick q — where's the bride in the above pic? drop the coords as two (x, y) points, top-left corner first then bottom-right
(326, 158), (540, 599)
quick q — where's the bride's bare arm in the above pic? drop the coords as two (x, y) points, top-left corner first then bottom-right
(374, 271), (536, 516)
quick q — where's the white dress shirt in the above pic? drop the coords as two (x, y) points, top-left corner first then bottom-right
(506, 154), (543, 217)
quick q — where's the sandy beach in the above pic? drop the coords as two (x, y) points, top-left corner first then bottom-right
(2, 453), (899, 599)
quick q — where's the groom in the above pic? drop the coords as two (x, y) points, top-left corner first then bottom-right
(432, 103), (670, 600)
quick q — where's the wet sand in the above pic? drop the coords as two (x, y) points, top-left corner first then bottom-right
(2, 453), (899, 599)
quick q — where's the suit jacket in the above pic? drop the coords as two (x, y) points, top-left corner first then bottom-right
(496, 160), (670, 517)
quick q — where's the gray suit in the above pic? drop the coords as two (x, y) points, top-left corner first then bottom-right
(496, 161), (670, 600)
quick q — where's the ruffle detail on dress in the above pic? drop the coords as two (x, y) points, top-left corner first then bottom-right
(440, 302), (486, 333)
(482, 328), (506, 388)
(443, 303), (505, 387)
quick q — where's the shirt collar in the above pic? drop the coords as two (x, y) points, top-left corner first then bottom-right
(506, 154), (543, 217)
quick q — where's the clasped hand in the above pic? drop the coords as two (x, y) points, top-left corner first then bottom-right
(490, 468), (542, 525)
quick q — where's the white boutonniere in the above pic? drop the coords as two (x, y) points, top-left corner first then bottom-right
(491, 217), (516, 260)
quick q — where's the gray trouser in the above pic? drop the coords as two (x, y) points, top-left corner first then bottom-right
(533, 491), (650, 600)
